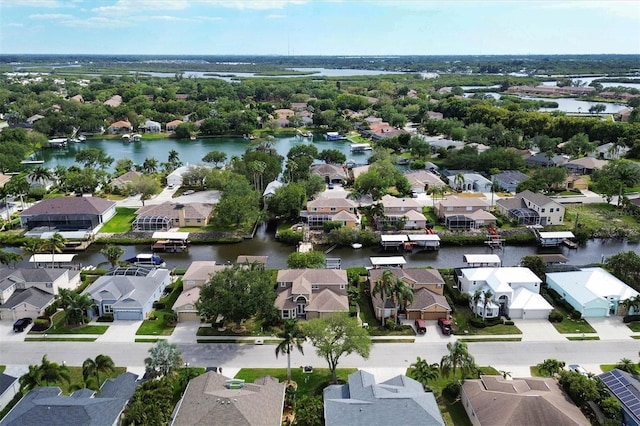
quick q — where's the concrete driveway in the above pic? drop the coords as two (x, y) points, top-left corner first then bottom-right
(512, 319), (566, 342)
(0, 320), (30, 342)
(587, 317), (635, 340)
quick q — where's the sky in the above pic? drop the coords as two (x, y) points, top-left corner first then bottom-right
(0, 0), (639, 56)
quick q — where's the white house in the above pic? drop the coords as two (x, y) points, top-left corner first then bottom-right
(140, 119), (161, 133)
(456, 267), (552, 319)
(546, 267), (639, 318)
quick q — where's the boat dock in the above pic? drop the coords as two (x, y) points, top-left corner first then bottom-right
(533, 229), (576, 247)
(151, 231), (190, 253)
(381, 233), (441, 251)
(350, 143), (372, 153)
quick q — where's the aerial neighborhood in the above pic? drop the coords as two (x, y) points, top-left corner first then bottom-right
(1, 53), (640, 426)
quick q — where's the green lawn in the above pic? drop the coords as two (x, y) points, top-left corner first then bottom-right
(566, 336), (599, 341)
(0, 366), (5, 373)
(627, 322), (640, 332)
(197, 317), (271, 336)
(99, 207), (137, 233)
(564, 203), (640, 233)
(234, 368), (356, 397)
(450, 309), (522, 336)
(30, 311), (109, 335)
(47, 366), (126, 394)
(355, 280), (416, 336)
(549, 307), (596, 334)
(135, 279), (183, 336)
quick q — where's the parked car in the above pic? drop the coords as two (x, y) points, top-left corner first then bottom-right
(414, 319), (426, 334)
(327, 183), (334, 190)
(568, 364), (589, 377)
(13, 317), (32, 332)
(183, 190), (195, 195)
(437, 318), (453, 335)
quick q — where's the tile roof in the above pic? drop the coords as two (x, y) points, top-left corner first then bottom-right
(310, 164), (347, 178)
(324, 371), (444, 426)
(171, 373), (285, 426)
(20, 197), (115, 217)
(136, 202), (214, 220)
(462, 376), (589, 426)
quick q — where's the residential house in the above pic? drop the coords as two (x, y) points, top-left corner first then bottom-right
(109, 170), (142, 193)
(0, 174), (11, 188)
(310, 164), (347, 184)
(435, 197), (496, 230)
(324, 370), (445, 426)
(426, 111), (444, 120)
(0, 268), (80, 321)
(175, 94), (189, 101)
(525, 153), (568, 168)
(378, 195), (427, 230)
(103, 95), (122, 107)
(26, 114), (44, 125)
(491, 170), (530, 193)
(171, 372), (285, 426)
(546, 267), (639, 318)
(19, 196), (117, 237)
(589, 142), (630, 160)
(140, 119), (161, 133)
(444, 171), (493, 193)
(133, 202), (214, 231)
(404, 170), (446, 194)
(107, 120), (132, 134)
(172, 261), (232, 321)
(275, 269), (349, 320)
(461, 375), (589, 426)
(0, 372), (139, 426)
(166, 119), (184, 132)
(455, 267), (553, 319)
(495, 190), (565, 226)
(263, 180), (283, 200)
(351, 164), (370, 180)
(564, 157), (607, 175)
(70, 94), (85, 103)
(564, 175), (589, 190)
(274, 108), (295, 128)
(0, 373), (19, 411)
(423, 137), (464, 153)
(599, 369), (640, 426)
(302, 198), (359, 229)
(166, 165), (213, 187)
(368, 268), (450, 321)
(84, 267), (171, 320)
(236, 255), (268, 266)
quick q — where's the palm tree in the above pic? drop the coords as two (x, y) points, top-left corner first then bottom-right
(616, 358), (636, 374)
(392, 278), (414, 321)
(68, 293), (95, 325)
(472, 288), (483, 317)
(168, 150), (182, 169)
(41, 232), (66, 268)
(536, 358), (565, 377)
(372, 270), (396, 326)
(39, 355), (70, 386)
(409, 357), (440, 390)
(83, 354), (116, 387)
(19, 364), (43, 392)
(440, 341), (476, 379)
(100, 245), (125, 268)
(28, 166), (53, 187)
(623, 295), (640, 315)
(142, 157), (158, 174)
(347, 286), (361, 320)
(483, 290), (494, 321)
(0, 249), (22, 268)
(275, 319), (306, 382)
(453, 172), (465, 192)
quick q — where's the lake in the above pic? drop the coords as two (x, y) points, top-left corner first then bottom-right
(464, 92), (628, 113)
(38, 134), (368, 172)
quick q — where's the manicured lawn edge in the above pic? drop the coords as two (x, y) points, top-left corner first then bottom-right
(566, 336), (599, 341)
(25, 337), (97, 342)
(459, 337), (522, 342)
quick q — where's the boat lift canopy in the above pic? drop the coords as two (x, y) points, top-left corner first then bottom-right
(370, 256), (406, 268)
(380, 235), (408, 243)
(29, 254), (77, 263)
(152, 232), (189, 241)
(463, 254), (501, 267)
(408, 234), (441, 242)
(538, 231), (575, 239)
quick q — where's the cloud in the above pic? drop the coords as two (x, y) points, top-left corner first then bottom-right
(6, 23), (24, 27)
(54, 16), (133, 28)
(29, 13), (74, 19)
(4, 0), (65, 7)
(197, 0), (308, 10)
(267, 14), (286, 19)
(93, 0), (189, 15)
(145, 15), (194, 22)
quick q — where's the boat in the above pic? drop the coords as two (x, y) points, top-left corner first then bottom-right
(324, 132), (346, 141)
(48, 138), (67, 148)
(351, 243), (363, 249)
(190, 135), (196, 140)
(132, 134), (142, 142)
(350, 143), (372, 152)
(122, 134), (131, 142)
(78, 135), (87, 142)
(125, 253), (166, 268)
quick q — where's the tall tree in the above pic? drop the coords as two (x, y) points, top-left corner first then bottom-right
(144, 340), (183, 378)
(409, 356), (440, 391)
(82, 354), (116, 387)
(372, 270), (398, 325)
(196, 263), (275, 330)
(19, 364), (43, 393)
(100, 245), (125, 267)
(536, 358), (566, 377)
(41, 232), (66, 268)
(28, 166), (53, 187)
(0, 249), (22, 268)
(202, 150), (227, 168)
(142, 157), (159, 174)
(275, 319), (306, 382)
(440, 341), (476, 379)
(303, 314), (371, 383)
(39, 355), (71, 386)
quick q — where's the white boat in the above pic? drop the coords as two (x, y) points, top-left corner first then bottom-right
(122, 134), (131, 142)
(132, 134), (142, 142)
(78, 135), (87, 142)
(351, 243), (363, 249)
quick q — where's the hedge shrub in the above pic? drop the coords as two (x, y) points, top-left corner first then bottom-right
(623, 315), (640, 323)
(97, 314), (114, 322)
(548, 310), (564, 323)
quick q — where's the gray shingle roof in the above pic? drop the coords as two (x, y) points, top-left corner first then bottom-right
(0, 372), (138, 426)
(171, 372), (285, 426)
(83, 269), (169, 309)
(0, 287), (54, 310)
(0, 373), (18, 396)
(323, 371), (445, 426)
(0, 268), (67, 292)
(20, 197), (115, 217)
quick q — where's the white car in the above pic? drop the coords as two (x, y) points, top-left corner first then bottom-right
(183, 190), (195, 195)
(568, 364), (589, 377)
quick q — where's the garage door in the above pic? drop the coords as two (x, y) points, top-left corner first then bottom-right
(523, 309), (550, 320)
(421, 311), (446, 320)
(115, 310), (143, 320)
(178, 311), (200, 322)
(582, 307), (606, 318)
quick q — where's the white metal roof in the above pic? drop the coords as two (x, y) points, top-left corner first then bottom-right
(380, 235), (408, 243)
(152, 231), (190, 240)
(463, 254), (501, 264)
(370, 256), (407, 266)
(538, 231), (575, 239)
(29, 254), (77, 263)
(408, 234), (441, 242)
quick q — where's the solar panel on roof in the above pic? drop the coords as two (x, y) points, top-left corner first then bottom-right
(600, 370), (640, 419)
